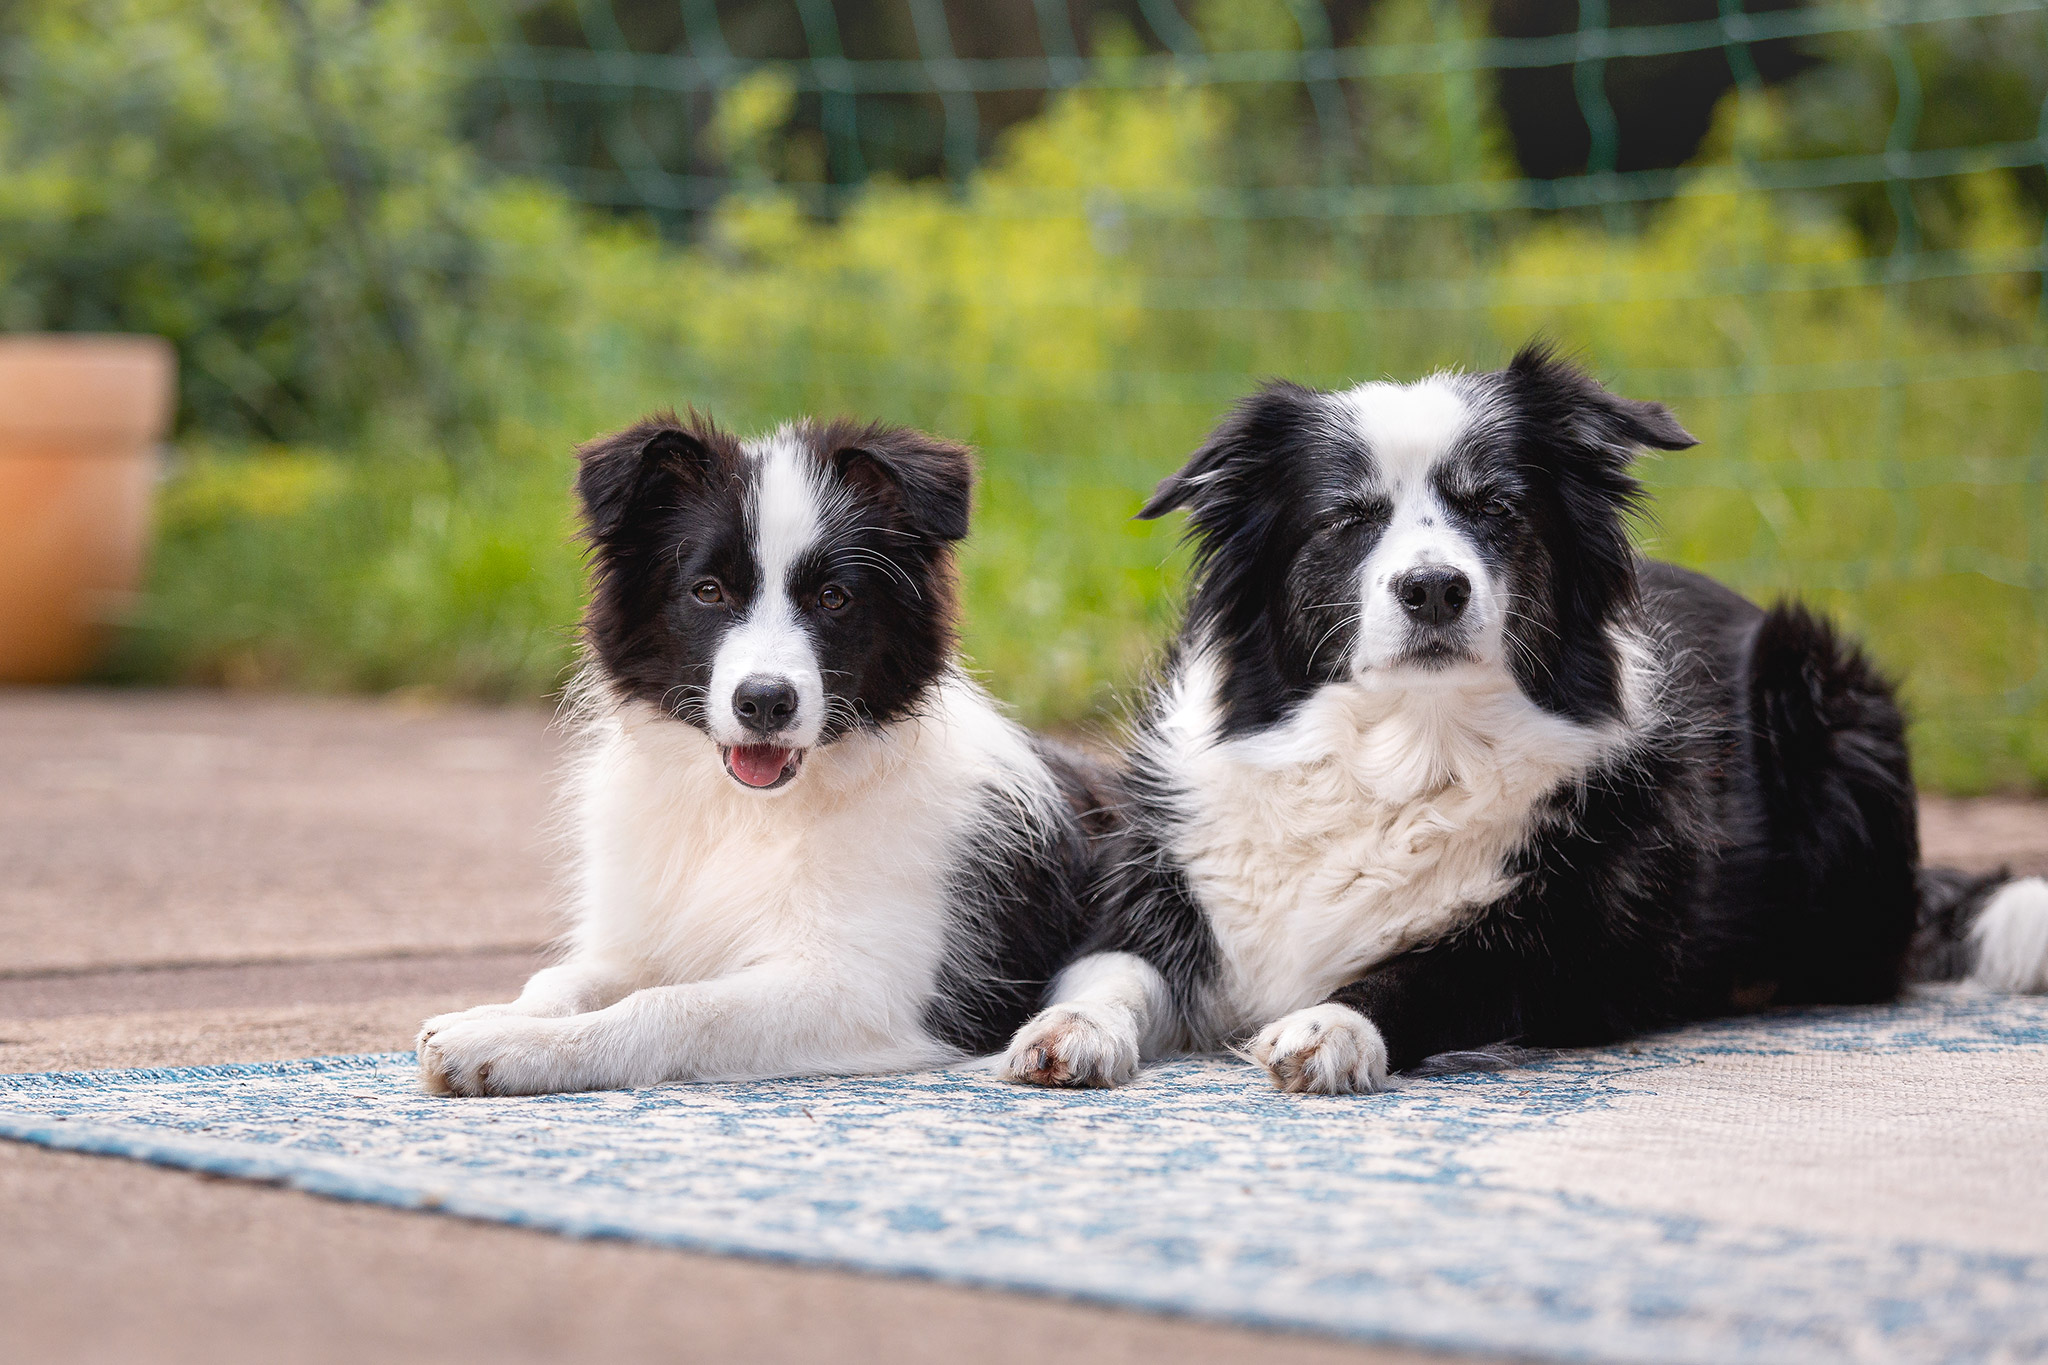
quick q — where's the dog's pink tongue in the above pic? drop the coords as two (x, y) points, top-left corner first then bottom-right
(729, 744), (791, 788)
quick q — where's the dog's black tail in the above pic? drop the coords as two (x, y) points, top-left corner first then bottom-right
(1746, 601), (2048, 997)
(1745, 601), (1919, 1003)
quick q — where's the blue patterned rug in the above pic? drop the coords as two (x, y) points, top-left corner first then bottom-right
(3, 990), (2045, 1364)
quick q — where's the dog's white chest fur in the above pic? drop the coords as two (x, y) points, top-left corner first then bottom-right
(567, 675), (1046, 1024)
(576, 736), (942, 991)
(1154, 653), (1625, 1031)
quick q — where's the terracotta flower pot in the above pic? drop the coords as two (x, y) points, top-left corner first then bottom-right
(0, 335), (176, 683)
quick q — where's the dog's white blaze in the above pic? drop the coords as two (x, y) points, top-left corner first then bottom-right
(707, 429), (831, 749)
(1334, 374), (1474, 489)
(1331, 377), (1511, 675)
(1353, 489), (1508, 676)
(1150, 644), (1633, 1034)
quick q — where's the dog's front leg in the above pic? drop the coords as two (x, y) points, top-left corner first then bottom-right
(1001, 952), (1174, 1088)
(416, 957), (641, 1092)
(503, 959), (643, 1017)
(418, 963), (925, 1096)
(1252, 940), (1529, 1095)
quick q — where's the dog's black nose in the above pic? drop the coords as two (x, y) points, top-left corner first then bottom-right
(1393, 566), (1472, 627)
(732, 676), (798, 735)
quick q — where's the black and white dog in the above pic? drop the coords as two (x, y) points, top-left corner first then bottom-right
(418, 413), (1103, 1096)
(1002, 345), (2048, 1094)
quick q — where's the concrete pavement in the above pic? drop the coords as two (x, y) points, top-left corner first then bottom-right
(2, 687), (2041, 1364)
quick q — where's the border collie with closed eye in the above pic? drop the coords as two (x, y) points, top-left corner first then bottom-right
(1001, 344), (2048, 1094)
(417, 412), (1104, 1096)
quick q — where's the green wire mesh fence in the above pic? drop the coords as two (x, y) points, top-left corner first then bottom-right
(8, 0), (2039, 786)
(451, 0), (2048, 788)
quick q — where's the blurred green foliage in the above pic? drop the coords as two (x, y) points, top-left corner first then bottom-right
(0, 0), (581, 441)
(3, 0), (2043, 790)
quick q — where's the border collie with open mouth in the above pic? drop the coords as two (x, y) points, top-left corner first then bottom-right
(418, 413), (1103, 1096)
(1002, 345), (2048, 1094)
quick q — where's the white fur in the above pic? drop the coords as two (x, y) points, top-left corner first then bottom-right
(1969, 876), (2048, 994)
(1329, 376), (1515, 678)
(706, 429), (832, 749)
(1248, 1002), (1390, 1094)
(1001, 952), (1173, 1088)
(1333, 373), (1482, 485)
(419, 670), (1066, 1095)
(1148, 646), (1633, 1038)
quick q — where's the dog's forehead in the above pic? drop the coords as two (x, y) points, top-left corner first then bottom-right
(1328, 375), (1482, 490)
(739, 425), (833, 572)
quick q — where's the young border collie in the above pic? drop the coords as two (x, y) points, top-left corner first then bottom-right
(1002, 345), (2048, 1094)
(417, 412), (1103, 1096)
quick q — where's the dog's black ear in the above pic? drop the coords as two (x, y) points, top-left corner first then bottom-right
(1507, 342), (1696, 458)
(830, 425), (975, 542)
(575, 412), (725, 541)
(1504, 342), (1683, 640)
(1139, 381), (1323, 520)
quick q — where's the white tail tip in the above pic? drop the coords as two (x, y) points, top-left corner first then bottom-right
(1968, 876), (2048, 994)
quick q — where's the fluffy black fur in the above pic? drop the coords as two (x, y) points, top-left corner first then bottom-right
(922, 738), (1110, 1054)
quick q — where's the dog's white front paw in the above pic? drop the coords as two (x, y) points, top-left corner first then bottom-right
(415, 1001), (526, 1056)
(416, 1015), (585, 1097)
(1001, 1005), (1141, 1088)
(1250, 1003), (1390, 1095)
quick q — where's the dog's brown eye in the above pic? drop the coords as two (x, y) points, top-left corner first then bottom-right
(1482, 497), (1514, 518)
(819, 584), (850, 612)
(692, 580), (724, 605)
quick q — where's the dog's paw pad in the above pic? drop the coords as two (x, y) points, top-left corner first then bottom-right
(1250, 1004), (1389, 1095)
(1000, 1006), (1139, 1088)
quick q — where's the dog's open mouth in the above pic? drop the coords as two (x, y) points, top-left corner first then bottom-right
(722, 744), (805, 790)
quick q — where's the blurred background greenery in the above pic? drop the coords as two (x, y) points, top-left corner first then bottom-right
(2, 0), (2043, 790)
